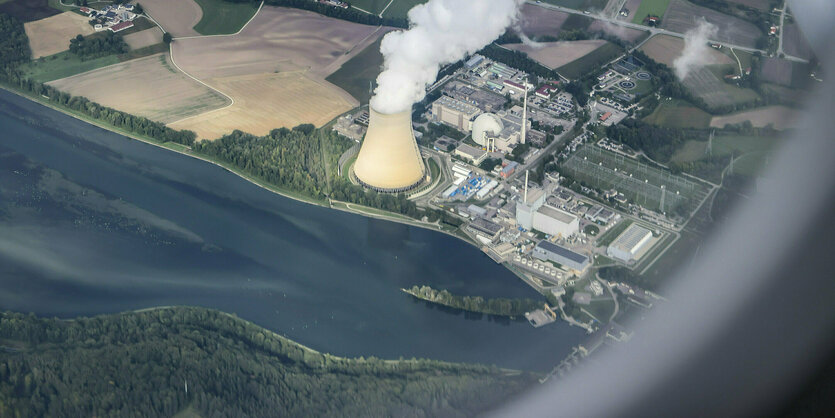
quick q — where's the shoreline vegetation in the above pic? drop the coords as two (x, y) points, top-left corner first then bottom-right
(403, 285), (546, 318)
(0, 306), (537, 416)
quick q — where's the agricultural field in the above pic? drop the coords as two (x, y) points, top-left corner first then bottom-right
(18, 50), (120, 83)
(671, 134), (782, 176)
(639, 34), (734, 67)
(563, 145), (710, 214)
(348, 0), (388, 15)
(643, 98), (712, 129)
(504, 40), (606, 70)
(140, 0), (202, 37)
(631, 0), (671, 24)
(380, 0), (425, 19)
(710, 106), (799, 131)
(24, 11), (94, 59)
(760, 83), (804, 107)
(192, 0), (259, 35)
(123, 27), (164, 50)
(518, 3), (570, 38)
(588, 20), (648, 43)
(661, 0), (763, 49)
(168, 6), (383, 139)
(169, 72), (356, 140)
(326, 35), (385, 105)
(539, 0), (608, 11)
(0, 0), (60, 21)
(682, 65), (759, 109)
(782, 22), (814, 61)
(724, 0), (772, 11)
(557, 41), (622, 80)
(619, 0), (643, 21)
(48, 53), (230, 124)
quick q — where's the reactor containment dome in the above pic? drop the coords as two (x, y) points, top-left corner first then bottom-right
(471, 113), (503, 147)
(353, 108), (427, 192)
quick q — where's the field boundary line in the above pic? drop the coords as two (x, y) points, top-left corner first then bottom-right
(174, 0), (264, 40)
(164, 47), (235, 126)
(379, 0), (395, 17)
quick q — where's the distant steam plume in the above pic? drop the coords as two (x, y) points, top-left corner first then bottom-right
(673, 19), (717, 80)
(370, 0), (524, 114)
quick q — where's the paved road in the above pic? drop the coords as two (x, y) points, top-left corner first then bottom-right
(526, 1), (808, 63)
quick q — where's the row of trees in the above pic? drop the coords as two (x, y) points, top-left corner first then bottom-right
(0, 306), (536, 416)
(407, 285), (545, 317)
(69, 32), (128, 60)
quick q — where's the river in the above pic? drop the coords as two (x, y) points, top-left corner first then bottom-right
(0, 89), (584, 371)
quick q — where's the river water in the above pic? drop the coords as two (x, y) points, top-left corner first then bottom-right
(0, 90), (584, 371)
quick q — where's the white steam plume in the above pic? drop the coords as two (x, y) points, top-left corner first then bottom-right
(517, 29), (543, 49)
(673, 19), (717, 80)
(370, 0), (524, 114)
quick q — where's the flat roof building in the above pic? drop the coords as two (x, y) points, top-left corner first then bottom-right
(454, 143), (487, 165)
(431, 96), (481, 131)
(607, 224), (653, 262)
(533, 240), (590, 272)
(532, 205), (579, 238)
(468, 217), (503, 242)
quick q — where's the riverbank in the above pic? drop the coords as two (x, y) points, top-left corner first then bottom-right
(0, 83), (478, 248)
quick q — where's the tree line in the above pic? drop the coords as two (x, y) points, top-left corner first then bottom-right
(223, 0), (408, 28)
(69, 32), (128, 60)
(406, 285), (545, 317)
(0, 306), (537, 417)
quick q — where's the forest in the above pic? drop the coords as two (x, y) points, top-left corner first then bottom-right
(0, 307), (537, 417)
(478, 44), (559, 80)
(606, 118), (705, 162)
(406, 285), (546, 317)
(0, 13), (29, 68)
(68, 32), (128, 60)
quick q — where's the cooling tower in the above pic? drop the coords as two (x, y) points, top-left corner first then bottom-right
(353, 108), (426, 192)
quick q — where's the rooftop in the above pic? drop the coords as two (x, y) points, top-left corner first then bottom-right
(536, 240), (588, 264)
(536, 205), (577, 224)
(611, 224), (652, 251)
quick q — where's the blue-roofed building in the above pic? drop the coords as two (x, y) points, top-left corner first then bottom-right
(533, 241), (590, 272)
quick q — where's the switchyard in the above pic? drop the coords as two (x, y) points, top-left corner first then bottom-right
(563, 145), (710, 215)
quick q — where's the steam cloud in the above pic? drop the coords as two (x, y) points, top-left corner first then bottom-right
(673, 19), (718, 80)
(370, 0), (524, 114)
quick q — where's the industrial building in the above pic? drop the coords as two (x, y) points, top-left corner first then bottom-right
(444, 82), (507, 112)
(430, 96), (481, 131)
(468, 217), (503, 242)
(533, 240), (590, 272)
(454, 143), (487, 165)
(607, 224), (653, 262)
(516, 187), (546, 230)
(532, 205), (579, 238)
(353, 108), (426, 192)
(471, 113), (503, 148)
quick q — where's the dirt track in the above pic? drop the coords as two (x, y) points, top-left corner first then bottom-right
(49, 53), (229, 124)
(141, 0), (202, 37)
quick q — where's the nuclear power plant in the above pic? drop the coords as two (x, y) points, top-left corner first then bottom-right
(352, 108), (427, 192)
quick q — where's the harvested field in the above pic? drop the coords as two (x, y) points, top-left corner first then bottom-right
(782, 22), (814, 61)
(24, 12), (94, 59)
(588, 20), (647, 43)
(141, 0), (202, 37)
(661, 0), (763, 48)
(557, 41), (622, 80)
(504, 40), (606, 70)
(761, 83), (804, 107)
(0, 0), (59, 22)
(169, 6), (383, 139)
(48, 53), (229, 124)
(761, 57), (792, 86)
(710, 106), (799, 130)
(639, 34), (733, 67)
(682, 65), (759, 109)
(169, 72), (355, 140)
(123, 27), (164, 51)
(518, 3), (570, 38)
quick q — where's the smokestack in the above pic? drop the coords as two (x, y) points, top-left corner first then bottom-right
(353, 108), (426, 192)
(521, 86), (527, 144)
(524, 169), (529, 203)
